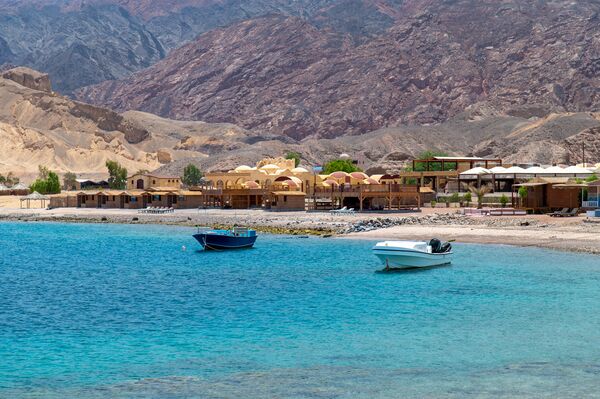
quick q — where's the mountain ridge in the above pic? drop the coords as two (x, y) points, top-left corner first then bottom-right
(76, 3), (600, 141)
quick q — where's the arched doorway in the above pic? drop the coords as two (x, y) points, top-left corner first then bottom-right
(136, 179), (144, 189)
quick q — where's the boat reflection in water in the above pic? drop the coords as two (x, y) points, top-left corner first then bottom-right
(193, 227), (257, 250)
(372, 238), (453, 270)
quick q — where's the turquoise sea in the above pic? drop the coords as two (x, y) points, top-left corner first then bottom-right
(1, 222), (600, 398)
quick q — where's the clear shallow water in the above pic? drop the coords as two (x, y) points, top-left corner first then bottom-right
(1, 222), (600, 398)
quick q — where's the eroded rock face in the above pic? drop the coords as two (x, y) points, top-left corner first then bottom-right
(75, 1), (600, 140)
(0, 0), (410, 93)
(2, 67), (52, 93)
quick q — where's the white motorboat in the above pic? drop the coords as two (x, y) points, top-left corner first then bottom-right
(372, 239), (453, 270)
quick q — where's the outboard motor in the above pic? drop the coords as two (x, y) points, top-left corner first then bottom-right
(440, 241), (452, 253)
(429, 238), (452, 254)
(429, 238), (442, 253)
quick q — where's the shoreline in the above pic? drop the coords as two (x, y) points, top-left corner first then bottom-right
(1, 207), (599, 254)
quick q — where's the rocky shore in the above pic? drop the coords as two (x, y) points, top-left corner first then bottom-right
(340, 213), (546, 233)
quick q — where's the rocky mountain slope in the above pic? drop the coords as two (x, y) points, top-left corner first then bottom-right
(0, 67), (262, 178)
(76, 1), (600, 142)
(0, 0), (407, 93)
(0, 3), (167, 93)
(3, 67), (600, 180)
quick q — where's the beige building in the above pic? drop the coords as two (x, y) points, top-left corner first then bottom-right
(127, 173), (182, 190)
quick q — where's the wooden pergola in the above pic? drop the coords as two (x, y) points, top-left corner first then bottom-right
(412, 157), (502, 172)
(20, 192), (50, 209)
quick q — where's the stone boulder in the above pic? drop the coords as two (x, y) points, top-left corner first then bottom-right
(2, 67), (52, 93)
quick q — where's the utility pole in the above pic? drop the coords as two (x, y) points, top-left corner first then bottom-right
(582, 142), (586, 167)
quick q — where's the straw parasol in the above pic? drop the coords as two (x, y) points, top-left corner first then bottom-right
(20, 191), (50, 209)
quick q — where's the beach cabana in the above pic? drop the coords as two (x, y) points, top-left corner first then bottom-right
(20, 191), (50, 209)
(0, 183), (9, 196)
(10, 182), (30, 196)
(514, 178), (583, 212)
(269, 191), (306, 211)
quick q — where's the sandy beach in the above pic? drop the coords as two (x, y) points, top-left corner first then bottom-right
(345, 221), (600, 254)
(1, 202), (599, 254)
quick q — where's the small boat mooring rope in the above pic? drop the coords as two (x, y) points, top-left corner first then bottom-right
(201, 234), (222, 252)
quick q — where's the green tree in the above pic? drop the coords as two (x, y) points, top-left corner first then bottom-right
(29, 179), (47, 194)
(29, 168), (61, 194)
(63, 172), (77, 191)
(468, 185), (491, 209)
(499, 194), (509, 208)
(414, 150), (450, 171)
(45, 172), (61, 194)
(518, 186), (528, 207)
(285, 151), (302, 168)
(106, 160), (128, 189)
(418, 150), (449, 159)
(182, 164), (203, 187)
(323, 159), (361, 174)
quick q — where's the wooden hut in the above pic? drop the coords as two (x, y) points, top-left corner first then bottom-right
(0, 183), (9, 196)
(269, 191), (306, 211)
(49, 192), (78, 208)
(9, 182), (30, 196)
(514, 178), (583, 212)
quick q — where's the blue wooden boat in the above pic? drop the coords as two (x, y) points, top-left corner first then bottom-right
(193, 227), (257, 250)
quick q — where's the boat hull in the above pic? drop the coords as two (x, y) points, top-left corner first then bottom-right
(193, 233), (257, 250)
(373, 248), (452, 269)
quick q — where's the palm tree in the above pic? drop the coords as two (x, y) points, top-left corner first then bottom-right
(468, 185), (491, 209)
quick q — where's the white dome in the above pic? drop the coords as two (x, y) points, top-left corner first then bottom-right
(260, 164), (280, 170)
(292, 167), (309, 173)
(234, 165), (253, 172)
(339, 153), (350, 160)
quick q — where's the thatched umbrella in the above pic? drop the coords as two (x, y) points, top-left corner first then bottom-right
(20, 191), (50, 209)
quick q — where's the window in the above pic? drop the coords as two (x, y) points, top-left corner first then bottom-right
(284, 196), (287, 202)
(153, 180), (156, 184)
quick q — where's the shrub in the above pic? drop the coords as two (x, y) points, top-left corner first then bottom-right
(586, 173), (598, 183)
(463, 192), (472, 206)
(430, 200), (437, 208)
(499, 194), (509, 208)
